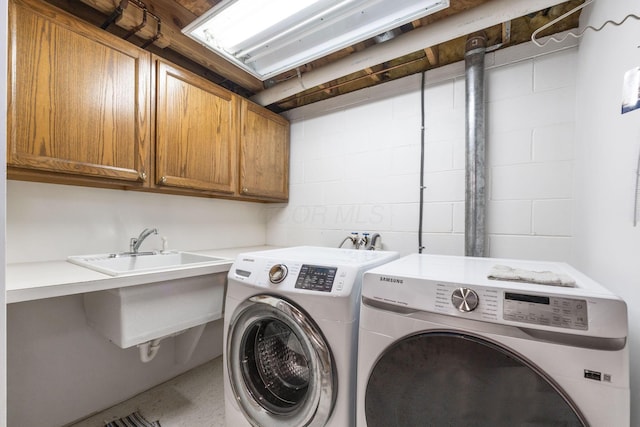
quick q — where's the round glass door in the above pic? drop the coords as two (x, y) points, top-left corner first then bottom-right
(365, 332), (586, 427)
(227, 295), (336, 427)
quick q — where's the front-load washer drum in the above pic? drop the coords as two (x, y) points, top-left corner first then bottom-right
(227, 295), (336, 427)
(365, 331), (586, 427)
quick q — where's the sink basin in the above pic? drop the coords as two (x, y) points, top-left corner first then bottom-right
(68, 251), (229, 276)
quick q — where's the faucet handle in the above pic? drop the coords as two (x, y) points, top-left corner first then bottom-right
(129, 237), (138, 253)
(130, 228), (159, 253)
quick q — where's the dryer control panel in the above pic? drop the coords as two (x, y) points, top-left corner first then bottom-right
(434, 282), (589, 331)
(362, 253), (628, 339)
(503, 292), (588, 330)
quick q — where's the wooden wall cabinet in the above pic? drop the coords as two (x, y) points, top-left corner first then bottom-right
(239, 100), (290, 201)
(8, 0), (151, 186)
(8, 0), (290, 202)
(154, 59), (237, 195)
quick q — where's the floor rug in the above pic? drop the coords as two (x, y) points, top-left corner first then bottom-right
(104, 411), (161, 427)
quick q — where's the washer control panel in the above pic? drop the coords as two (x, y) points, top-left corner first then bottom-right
(435, 283), (500, 321)
(363, 255), (627, 338)
(451, 287), (479, 312)
(434, 283), (588, 331)
(295, 264), (338, 292)
(503, 292), (588, 330)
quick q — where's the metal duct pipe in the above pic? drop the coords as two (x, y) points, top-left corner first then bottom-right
(464, 32), (487, 257)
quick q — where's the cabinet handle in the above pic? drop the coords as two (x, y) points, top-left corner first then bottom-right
(139, 172), (147, 182)
(160, 176), (167, 184)
(242, 187), (249, 194)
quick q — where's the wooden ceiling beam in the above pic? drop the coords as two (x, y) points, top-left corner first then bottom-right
(365, 67), (382, 82)
(318, 84), (333, 95)
(253, 0), (570, 106)
(423, 46), (438, 65)
(78, 0), (263, 93)
(80, 0), (169, 47)
(502, 21), (512, 45)
(172, 0), (219, 16)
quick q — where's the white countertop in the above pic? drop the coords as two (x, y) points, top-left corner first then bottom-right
(6, 246), (276, 304)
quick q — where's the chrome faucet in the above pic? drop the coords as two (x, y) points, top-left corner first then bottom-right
(130, 228), (158, 254)
(358, 232), (370, 250)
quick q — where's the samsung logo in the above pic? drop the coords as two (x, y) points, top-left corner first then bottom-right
(242, 258), (255, 262)
(380, 276), (403, 284)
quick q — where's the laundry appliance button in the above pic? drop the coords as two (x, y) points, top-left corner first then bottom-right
(268, 264), (288, 284)
(451, 287), (479, 312)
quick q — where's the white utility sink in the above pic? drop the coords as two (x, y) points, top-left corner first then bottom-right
(68, 251), (228, 276)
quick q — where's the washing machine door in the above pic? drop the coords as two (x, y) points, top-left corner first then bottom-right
(365, 332), (587, 427)
(227, 294), (336, 427)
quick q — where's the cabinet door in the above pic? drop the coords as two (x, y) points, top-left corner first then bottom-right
(239, 101), (290, 201)
(155, 60), (237, 194)
(8, 0), (151, 184)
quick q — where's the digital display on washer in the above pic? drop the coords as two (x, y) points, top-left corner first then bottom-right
(503, 292), (588, 331)
(505, 292), (550, 305)
(295, 265), (337, 292)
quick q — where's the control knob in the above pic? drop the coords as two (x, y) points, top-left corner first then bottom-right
(269, 264), (288, 284)
(451, 287), (479, 312)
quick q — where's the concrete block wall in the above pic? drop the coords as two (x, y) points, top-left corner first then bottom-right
(486, 50), (576, 260)
(268, 45), (578, 261)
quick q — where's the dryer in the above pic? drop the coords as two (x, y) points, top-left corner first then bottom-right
(357, 254), (629, 427)
(225, 246), (398, 427)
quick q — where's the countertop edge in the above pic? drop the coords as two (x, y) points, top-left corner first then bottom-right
(6, 245), (277, 304)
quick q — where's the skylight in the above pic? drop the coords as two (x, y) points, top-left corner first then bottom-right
(182, 0), (449, 81)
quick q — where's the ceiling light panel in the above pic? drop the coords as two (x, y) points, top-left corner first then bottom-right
(183, 0), (449, 81)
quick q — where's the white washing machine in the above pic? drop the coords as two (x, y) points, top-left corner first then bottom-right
(357, 254), (629, 427)
(224, 246), (399, 427)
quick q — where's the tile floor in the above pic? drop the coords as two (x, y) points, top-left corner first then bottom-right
(69, 357), (225, 427)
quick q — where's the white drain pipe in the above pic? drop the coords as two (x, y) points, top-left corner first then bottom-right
(138, 339), (162, 363)
(136, 325), (206, 364)
(464, 32), (487, 257)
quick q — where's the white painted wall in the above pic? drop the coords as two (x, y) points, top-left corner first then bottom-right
(8, 297), (224, 427)
(6, 182), (268, 426)
(5, 5), (638, 425)
(7, 181), (267, 263)
(269, 44), (578, 262)
(267, 14), (640, 424)
(572, 1), (640, 425)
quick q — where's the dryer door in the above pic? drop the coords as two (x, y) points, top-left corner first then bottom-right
(365, 332), (586, 427)
(227, 294), (336, 427)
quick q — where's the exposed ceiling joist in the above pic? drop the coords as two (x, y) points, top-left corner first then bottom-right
(79, 0), (263, 92)
(424, 47), (438, 65)
(251, 0), (570, 107)
(45, 0), (583, 111)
